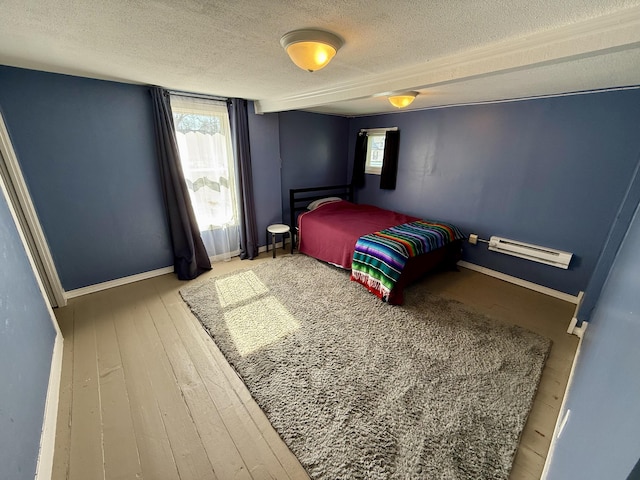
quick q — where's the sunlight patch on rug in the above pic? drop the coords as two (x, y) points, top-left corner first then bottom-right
(224, 295), (300, 356)
(214, 270), (269, 307)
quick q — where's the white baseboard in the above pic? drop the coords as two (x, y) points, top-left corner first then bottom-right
(567, 317), (589, 339)
(66, 239), (293, 299)
(259, 237), (290, 254)
(35, 331), (63, 480)
(65, 265), (175, 299)
(541, 322), (586, 479)
(566, 291), (588, 338)
(457, 260), (580, 304)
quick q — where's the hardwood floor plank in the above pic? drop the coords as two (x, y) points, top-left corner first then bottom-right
(511, 444), (546, 479)
(111, 290), (181, 480)
(189, 316), (309, 478)
(150, 275), (303, 480)
(136, 280), (252, 480)
(535, 371), (565, 410)
(93, 294), (143, 480)
(122, 286), (217, 480)
(518, 400), (556, 457)
(67, 296), (104, 480)
(242, 400), (311, 480)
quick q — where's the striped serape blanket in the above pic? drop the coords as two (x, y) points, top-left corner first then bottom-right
(351, 220), (464, 301)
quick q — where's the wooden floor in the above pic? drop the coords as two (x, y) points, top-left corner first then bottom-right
(52, 249), (578, 480)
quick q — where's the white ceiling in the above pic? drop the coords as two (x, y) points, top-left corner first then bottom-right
(1, 0), (640, 116)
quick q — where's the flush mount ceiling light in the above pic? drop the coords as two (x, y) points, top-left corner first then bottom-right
(280, 29), (343, 72)
(388, 91), (419, 108)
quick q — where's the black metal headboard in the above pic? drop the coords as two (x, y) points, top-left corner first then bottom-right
(289, 183), (354, 235)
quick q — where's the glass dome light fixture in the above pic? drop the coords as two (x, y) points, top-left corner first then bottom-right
(280, 29), (344, 72)
(388, 91), (419, 108)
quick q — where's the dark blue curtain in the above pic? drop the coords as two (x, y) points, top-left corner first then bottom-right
(380, 130), (400, 190)
(228, 98), (259, 260)
(150, 87), (211, 279)
(351, 131), (368, 188)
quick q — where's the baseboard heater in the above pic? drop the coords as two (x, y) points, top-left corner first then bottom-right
(488, 236), (572, 269)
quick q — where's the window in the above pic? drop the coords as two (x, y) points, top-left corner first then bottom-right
(365, 133), (386, 175)
(353, 127), (399, 190)
(363, 128), (397, 175)
(170, 95), (240, 259)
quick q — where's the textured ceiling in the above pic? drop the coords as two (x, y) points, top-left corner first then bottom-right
(1, 0), (639, 115)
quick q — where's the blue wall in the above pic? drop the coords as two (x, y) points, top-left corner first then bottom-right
(0, 183), (56, 479)
(247, 102), (283, 243)
(577, 158), (640, 322)
(2, 63), (639, 303)
(348, 91), (640, 296)
(279, 111), (349, 225)
(544, 198), (640, 479)
(0, 66), (173, 290)
(0, 67), (287, 290)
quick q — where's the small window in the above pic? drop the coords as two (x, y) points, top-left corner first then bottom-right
(170, 95), (238, 230)
(365, 133), (386, 175)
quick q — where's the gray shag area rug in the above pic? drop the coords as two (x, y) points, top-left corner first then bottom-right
(180, 254), (551, 480)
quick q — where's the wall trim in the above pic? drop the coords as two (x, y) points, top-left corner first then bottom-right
(35, 332), (63, 480)
(541, 323), (587, 479)
(259, 237), (289, 254)
(457, 260), (580, 304)
(65, 265), (175, 299)
(65, 239), (291, 299)
(0, 148), (63, 480)
(347, 86), (640, 119)
(0, 112), (67, 307)
(566, 291), (588, 338)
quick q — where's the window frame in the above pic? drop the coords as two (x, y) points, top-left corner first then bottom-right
(170, 95), (239, 231)
(362, 127), (397, 176)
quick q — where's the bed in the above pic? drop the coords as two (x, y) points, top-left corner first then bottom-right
(290, 185), (464, 305)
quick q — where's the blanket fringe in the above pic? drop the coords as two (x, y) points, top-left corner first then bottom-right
(351, 270), (391, 301)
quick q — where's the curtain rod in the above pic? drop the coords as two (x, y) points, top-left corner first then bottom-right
(168, 89), (228, 102)
(360, 127), (398, 133)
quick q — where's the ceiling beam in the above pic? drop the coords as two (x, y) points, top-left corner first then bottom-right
(254, 5), (640, 114)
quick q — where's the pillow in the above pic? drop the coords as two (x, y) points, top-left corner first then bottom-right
(307, 197), (342, 210)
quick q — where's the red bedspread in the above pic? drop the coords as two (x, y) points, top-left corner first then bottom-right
(297, 200), (419, 269)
